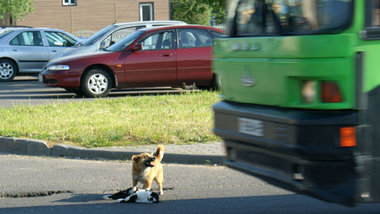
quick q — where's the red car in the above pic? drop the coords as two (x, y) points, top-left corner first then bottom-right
(40, 25), (224, 97)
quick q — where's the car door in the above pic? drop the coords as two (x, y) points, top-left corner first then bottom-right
(123, 30), (177, 86)
(43, 30), (78, 58)
(9, 30), (50, 73)
(176, 28), (215, 84)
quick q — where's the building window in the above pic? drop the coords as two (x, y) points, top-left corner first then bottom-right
(140, 3), (154, 21)
(63, 0), (77, 6)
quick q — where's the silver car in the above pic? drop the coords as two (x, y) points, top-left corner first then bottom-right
(0, 28), (81, 81)
(0, 26), (31, 35)
(54, 20), (186, 59)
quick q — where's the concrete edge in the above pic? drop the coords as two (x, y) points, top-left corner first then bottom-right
(0, 137), (225, 165)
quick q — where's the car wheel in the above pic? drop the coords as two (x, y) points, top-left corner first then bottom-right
(210, 74), (220, 91)
(81, 69), (112, 98)
(0, 59), (17, 81)
(198, 74), (219, 91)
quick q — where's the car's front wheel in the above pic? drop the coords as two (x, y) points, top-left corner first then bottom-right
(197, 74), (219, 91)
(81, 69), (112, 98)
(210, 74), (220, 91)
(0, 59), (17, 81)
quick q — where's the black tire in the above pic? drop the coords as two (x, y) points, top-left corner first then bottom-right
(198, 74), (219, 91)
(81, 68), (112, 98)
(0, 59), (17, 81)
(210, 74), (219, 91)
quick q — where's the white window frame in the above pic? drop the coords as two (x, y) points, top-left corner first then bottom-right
(63, 0), (77, 6)
(139, 3), (154, 21)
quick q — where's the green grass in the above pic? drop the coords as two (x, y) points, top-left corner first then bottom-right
(0, 91), (221, 148)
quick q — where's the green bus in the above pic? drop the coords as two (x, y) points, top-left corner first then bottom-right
(213, 0), (380, 206)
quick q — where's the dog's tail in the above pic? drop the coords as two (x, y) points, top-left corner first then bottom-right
(154, 144), (165, 162)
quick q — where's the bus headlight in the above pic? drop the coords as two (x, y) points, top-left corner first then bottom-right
(301, 80), (316, 103)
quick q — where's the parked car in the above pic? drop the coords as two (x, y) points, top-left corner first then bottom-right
(0, 26), (31, 35)
(40, 25), (225, 97)
(54, 20), (187, 59)
(0, 28), (82, 81)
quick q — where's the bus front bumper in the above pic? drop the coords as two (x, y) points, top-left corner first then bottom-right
(213, 101), (366, 206)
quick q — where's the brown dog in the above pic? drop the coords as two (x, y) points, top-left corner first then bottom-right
(131, 144), (165, 195)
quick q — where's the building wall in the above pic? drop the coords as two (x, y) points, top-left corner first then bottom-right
(16, 0), (170, 35)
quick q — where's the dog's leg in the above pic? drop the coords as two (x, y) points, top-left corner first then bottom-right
(132, 178), (139, 192)
(144, 180), (153, 191)
(155, 175), (164, 195)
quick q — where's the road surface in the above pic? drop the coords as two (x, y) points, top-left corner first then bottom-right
(0, 155), (379, 214)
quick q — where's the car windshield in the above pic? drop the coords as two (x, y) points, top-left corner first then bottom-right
(226, 0), (353, 36)
(80, 24), (118, 46)
(106, 30), (146, 52)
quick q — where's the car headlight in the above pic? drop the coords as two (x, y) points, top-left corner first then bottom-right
(46, 65), (70, 71)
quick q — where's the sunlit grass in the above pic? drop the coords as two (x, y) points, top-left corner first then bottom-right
(0, 91), (220, 148)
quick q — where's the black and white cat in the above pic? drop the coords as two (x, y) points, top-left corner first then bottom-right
(103, 187), (159, 203)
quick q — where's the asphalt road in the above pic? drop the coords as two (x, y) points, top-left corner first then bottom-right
(0, 76), (191, 107)
(2, 76), (380, 213)
(0, 155), (380, 214)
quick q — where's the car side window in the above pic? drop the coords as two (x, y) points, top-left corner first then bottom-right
(45, 31), (77, 47)
(139, 31), (174, 50)
(178, 28), (214, 48)
(10, 31), (44, 46)
(160, 31), (174, 49)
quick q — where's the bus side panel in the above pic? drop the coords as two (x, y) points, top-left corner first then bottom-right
(358, 45), (380, 202)
(360, 85), (380, 202)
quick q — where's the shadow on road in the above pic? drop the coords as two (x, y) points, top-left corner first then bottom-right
(1, 194), (380, 214)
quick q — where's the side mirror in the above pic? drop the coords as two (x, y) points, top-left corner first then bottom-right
(132, 43), (142, 51)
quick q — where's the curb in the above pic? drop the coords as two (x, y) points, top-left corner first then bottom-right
(0, 137), (225, 165)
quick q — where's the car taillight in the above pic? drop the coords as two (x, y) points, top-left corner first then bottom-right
(321, 81), (342, 103)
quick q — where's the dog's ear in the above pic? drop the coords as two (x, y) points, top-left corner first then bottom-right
(131, 155), (140, 162)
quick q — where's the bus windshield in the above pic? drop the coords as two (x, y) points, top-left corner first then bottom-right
(226, 0), (353, 36)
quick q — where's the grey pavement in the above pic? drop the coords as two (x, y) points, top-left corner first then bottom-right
(0, 136), (225, 165)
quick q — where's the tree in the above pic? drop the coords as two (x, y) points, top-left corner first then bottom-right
(171, 0), (212, 25)
(205, 0), (226, 25)
(170, 0), (226, 26)
(0, 0), (34, 25)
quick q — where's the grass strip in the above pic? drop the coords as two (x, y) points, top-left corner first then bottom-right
(0, 91), (220, 148)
